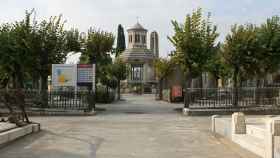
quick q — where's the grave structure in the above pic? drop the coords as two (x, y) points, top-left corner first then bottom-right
(119, 22), (159, 93)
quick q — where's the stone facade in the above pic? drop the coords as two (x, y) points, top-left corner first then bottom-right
(150, 31), (159, 58)
(119, 23), (159, 93)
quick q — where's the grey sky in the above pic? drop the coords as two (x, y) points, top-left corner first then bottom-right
(1, 0), (280, 57)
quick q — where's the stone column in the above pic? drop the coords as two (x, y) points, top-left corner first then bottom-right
(143, 63), (147, 82)
(211, 115), (221, 133)
(265, 117), (280, 158)
(231, 112), (246, 135)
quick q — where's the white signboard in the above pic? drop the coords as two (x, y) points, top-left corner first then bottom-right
(52, 64), (77, 87)
(52, 64), (95, 91)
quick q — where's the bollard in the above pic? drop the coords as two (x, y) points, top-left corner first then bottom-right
(182, 108), (189, 115)
(265, 118), (280, 158)
(211, 115), (220, 133)
(232, 112), (246, 135)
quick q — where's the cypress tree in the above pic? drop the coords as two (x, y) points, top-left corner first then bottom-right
(116, 24), (126, 57)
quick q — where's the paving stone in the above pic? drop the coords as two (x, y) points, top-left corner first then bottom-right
(0, 94), (260, 158)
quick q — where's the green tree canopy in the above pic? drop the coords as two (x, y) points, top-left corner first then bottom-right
(255, 16), (280, 84)
(222, 24), (259, 88)
(79, 28), (115, 89)
(0, 10), (82, 89)
(168, 8), (219, 87)
(154, 58), (174, 100)
(112, 58), (129, 100)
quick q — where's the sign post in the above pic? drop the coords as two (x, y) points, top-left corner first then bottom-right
(76, 64), (96, 111)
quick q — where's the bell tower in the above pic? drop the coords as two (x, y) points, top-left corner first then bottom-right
(127, 22), (147, 49)
(119, 22), (158, 94)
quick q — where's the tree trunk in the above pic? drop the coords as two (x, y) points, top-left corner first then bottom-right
(255, 77), (261, 105)
(159, 78), (163, 100)
(12, 74), (17, 89)
(214, 77), (219, 88)
(233, 68), (239, 107)
(32, 72), (40, 89)
(39, 48), (49, 108)
(184, 72), (193, 108)
(12, 64), (24, 89)
(40, 74), (48, 108)
(117, 80), (121, 100)
(15, 63), (24, 89)
(107, 85), (110, 103)
(199, 73), (203, 98)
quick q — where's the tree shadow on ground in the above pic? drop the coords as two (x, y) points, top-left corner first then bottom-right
(0, 129), (104, 158)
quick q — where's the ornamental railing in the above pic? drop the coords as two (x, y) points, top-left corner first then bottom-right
(0, 89), (95, 112)
(184, 87), (280, 109)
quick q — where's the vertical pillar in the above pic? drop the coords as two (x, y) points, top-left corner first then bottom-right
(265, 118), (280, 158)
(211, 115), (220, 133)
(232, 112), (246, 135)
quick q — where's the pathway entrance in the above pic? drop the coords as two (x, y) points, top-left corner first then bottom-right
(0, 94), (259, 158)
(100, 94), (180, 114)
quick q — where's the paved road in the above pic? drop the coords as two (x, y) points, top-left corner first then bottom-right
(0, 94), (259, 158)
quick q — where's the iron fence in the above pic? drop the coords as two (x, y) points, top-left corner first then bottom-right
(185, 87), (280, 109)
(0, 89), (95, 112)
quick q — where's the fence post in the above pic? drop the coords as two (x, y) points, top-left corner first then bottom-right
(184, 88), (189, 108)
(41, 90), (48, 108)
(231, 112), (246, 135)
(265, 117), (280, 158)
(86, 91), (95, 112)
(183, 88), (189, 115)
(233, 87), (239, 107)
(211, 115), (220, 133)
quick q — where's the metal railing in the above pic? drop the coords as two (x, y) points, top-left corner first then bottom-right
(0, 89), (95, 112)
(185, 87), (280, 109)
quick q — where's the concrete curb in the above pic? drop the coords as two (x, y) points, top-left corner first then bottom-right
(0, 123), (40, 147)
(0, 110), (97, 116)
(184, 108), (280, 116)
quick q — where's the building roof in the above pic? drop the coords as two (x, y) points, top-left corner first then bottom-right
(119, 48), (154, 62)
(128, 22), (147, 31)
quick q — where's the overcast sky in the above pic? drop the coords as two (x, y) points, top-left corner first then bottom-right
(1, 0), (280, 58)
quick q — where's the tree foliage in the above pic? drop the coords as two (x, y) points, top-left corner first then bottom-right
(36, 15), (81, 90)
(83, 29), (114, 86)
(85, 28), (114, 64)
(255, 16), (280, 84)
(168, 8), (219, 87)
(154, 58), (174, 80)
(116, 24), (126, 57)
(222, 24), (259, 88)
(0, 11), (35, 88)
(154, 58), (174, 99)
(0, 10), (81, 89)
(207, 45), (231, 86)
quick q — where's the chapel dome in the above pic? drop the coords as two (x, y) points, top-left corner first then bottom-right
(128, 22), (147, 31)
